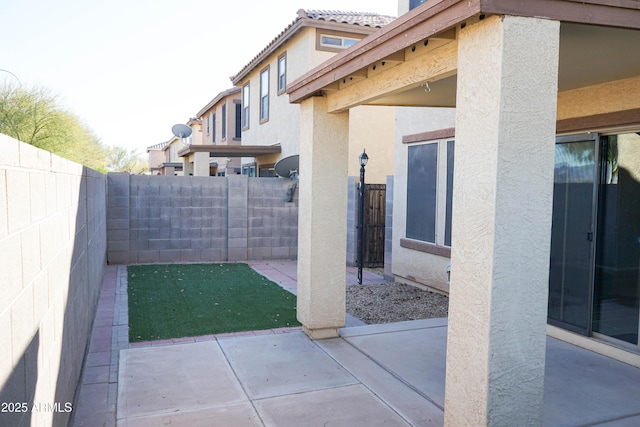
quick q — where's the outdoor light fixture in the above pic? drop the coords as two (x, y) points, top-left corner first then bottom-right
(359, 149), (369, 167)
(357, 149), (368, 284)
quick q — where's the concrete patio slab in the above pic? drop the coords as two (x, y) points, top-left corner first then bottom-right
(343, 321), (448, 408)
(253, 384), (411, 427)
(218, 332), (358, 400)
(117, 403), (262, 427)
(117, 340), (247, 421)
(543, 339), (640, 426)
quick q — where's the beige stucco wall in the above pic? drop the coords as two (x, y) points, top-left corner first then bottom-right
(444, 15), (560, 426)
(147, 148), (165, 173)
(557, 75), (640, 121)
(348, 106), (395, 184)
(392, 107), (456, 291)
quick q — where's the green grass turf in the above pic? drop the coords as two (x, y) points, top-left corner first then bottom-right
(127, 263), (300, 342)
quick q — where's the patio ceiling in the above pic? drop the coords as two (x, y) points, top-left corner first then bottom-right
(287, 0), (640, 112)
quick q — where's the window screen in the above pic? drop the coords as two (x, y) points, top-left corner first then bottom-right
(406, 143), (438, 242)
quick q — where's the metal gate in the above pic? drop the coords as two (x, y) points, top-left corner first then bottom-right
(363, 183), (385, 267)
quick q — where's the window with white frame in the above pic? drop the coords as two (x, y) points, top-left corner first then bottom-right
(242, 83), (250, 129)
(406, 140), (455, 246)
(260, 67), (269, 122)
(277, 53), (286, 94)
(320, 34), (360, 49)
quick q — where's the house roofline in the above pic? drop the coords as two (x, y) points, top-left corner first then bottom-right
(230, 9), (394, 86)
(196, 87), (241, 118)
(287, 0), (640, 104)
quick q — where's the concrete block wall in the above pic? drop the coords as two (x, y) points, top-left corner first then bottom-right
(384, 175), (394, 280)
(247, 177), (298, 260)
(346, 176), (357, 266)
(108, 174), (229, 264)
(0, 134), (107, 427)
(107, 174), (298, 264)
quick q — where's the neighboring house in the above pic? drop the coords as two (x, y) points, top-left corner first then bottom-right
(230, 9), (396, 183)
(285, 0), (640, 425)
(179, 88), (243, 176)
(146, 141), (168, 175)
(180, 117), (204, 176)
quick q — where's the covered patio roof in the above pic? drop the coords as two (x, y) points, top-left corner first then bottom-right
(284, 1), (640, 425)
(177, 145), (281, 158)
(288, 0), (640, 113)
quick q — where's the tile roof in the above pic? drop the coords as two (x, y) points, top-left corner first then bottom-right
(146, 141), (169, 151)
(230, 9), (396, 84)
(299, 9), (396, 28)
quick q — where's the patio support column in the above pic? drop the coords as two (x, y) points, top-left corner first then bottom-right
(444, 15), (560, 426)
(296, 95), (349, 339)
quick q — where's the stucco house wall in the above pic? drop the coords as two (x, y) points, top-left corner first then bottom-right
(392, 107), (456, 292)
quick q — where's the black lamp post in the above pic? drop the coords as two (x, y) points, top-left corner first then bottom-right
(357, 149), (368, 285)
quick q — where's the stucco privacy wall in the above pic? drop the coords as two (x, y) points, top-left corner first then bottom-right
(0, 134), (107, 427)
(107, 174), (298, 264)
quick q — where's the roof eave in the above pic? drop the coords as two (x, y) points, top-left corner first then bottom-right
(287, 0), (640, 104)
(196, 87), (241, 118)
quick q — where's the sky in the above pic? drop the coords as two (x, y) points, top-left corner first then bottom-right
(0, 0), (398, 156)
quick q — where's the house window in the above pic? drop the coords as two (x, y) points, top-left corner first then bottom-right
(206, 115), (210, 134)
(406, 143), (438, 243)
(406, 139), (455, 246)
(222, 104), (227, 140)
(320, 34), (360, 49)
(277, 53), (286, 94)
(212, 112), (216, 143)
(235, 103), (241, 139)
(444, 141), (455, 247)
(242, 83), (250, 129)
(410, 0), (428, 10)
(260, 67), (269, 122)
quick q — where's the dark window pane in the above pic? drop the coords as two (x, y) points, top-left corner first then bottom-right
(593, 134), (640, 344)
(221, 104), (227, 139)
(406, 144), (437, 243)
(444, 141), (455, 246)
(235, 104), (241, 138)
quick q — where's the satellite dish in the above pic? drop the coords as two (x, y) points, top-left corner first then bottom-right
(275, 155), (299, 178)
(171, 123), (192, 139)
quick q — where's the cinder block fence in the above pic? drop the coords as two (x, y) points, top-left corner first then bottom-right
(106, 173), (299, 264)
(0, 135), (107, 427)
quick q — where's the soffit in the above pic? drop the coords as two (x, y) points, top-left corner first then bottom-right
(288, 0), (640, 110)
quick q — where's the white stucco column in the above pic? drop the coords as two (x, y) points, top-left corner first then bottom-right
(444, 15), (560, 426)
(297, 96), (349, 339)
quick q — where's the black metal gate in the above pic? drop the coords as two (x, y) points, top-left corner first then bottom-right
(363, 183), (385, 267)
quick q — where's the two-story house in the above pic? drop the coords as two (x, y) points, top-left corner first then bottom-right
(230, 9), (396, 183)
(148, 117), (201, 176)
(179, 88), (245, 176)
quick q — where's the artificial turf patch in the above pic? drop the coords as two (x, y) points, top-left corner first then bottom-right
(127, 263), (300, 342)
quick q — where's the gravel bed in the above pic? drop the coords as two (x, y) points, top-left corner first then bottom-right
(346, 282), (449, 324)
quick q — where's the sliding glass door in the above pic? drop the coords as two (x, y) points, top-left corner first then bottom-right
(549, 132), (640, 349)
(548, 135), (597, 334)
(593, 133), (640, 346)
